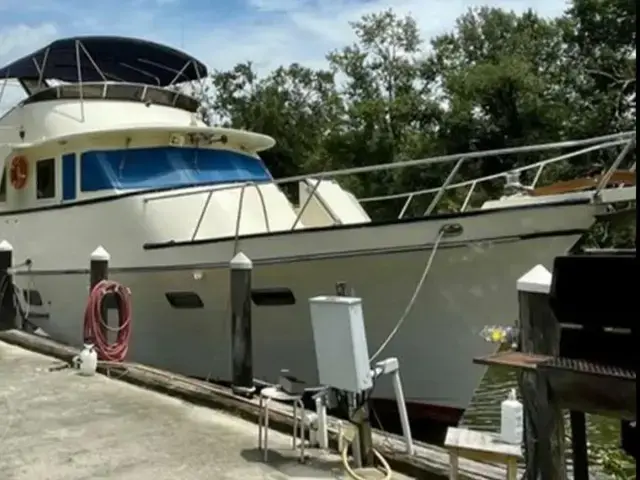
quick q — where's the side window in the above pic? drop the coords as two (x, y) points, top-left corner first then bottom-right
(36, 158), (56, 199)
(0, 166), (6, 202)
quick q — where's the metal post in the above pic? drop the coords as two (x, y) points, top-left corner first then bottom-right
(230, 252), (255, 397)
(89, 246), (110, 344)
(315, 394), (329, 449)
(335, 281), (374, 467)
(0, 240), (17, 330)
(391, 368), (414, 454)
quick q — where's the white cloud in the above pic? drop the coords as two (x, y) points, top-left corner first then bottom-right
(187, 0), (568, 75)
(0, 23), (58, 59)
(0, 0), (569, 113)
(0, 23), (59, 112)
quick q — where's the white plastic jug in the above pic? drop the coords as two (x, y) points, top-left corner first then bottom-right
(500, 388), (523, 445)
(78, 344), (98, 376)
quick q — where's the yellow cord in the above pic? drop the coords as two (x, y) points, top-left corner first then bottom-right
(339, 433), (392, 480)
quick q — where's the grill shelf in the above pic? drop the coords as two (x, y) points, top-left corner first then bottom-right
(538, 357), (636, 380)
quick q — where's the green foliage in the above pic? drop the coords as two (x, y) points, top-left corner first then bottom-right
(199, 0), (635, 245)
(589, 438), (636, 479)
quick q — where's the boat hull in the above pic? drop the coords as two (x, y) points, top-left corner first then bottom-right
(15, 201), (593, 422)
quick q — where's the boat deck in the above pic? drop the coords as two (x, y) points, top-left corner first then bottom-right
(0, 340), (410, 480)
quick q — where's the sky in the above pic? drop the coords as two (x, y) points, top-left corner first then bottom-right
(0, 0), (569, 112)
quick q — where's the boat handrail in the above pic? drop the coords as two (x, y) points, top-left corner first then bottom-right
(290, 178), (342, 229)
(143, 180), (269, 203)
(593, 138), (636, 197)
(358, 137), (633, 216)
(288, 131), (633, 225)
(231, 182), (270, 253)
(145, 177), (339, 234)
(143, 180), (271, 241)
(280, 131), (635, 184)
(17, 81), (200, 112)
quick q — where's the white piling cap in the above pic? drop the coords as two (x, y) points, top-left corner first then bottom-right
(230, 252), (253, 270)
(517, 264), (551, 294)
(90, 245), (111, 262)
(0, 240), (13, 252)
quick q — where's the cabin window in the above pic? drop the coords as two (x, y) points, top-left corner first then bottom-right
(22, 289), (44, 306)
(80, 147), (272, 192)
(36, 158), (56, 199)
(0, 166), (6, 202)
(165, 291), (204, 309)
(251, 288), (296, 306)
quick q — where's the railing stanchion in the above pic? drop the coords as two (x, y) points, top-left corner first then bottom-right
(460, 181), (477, 212)
(594, 138), (636, 197)
(191, 189), (215, 240)
(252, 184), (270, 233)
(291, 178), (322, 230)
(233, 185), (248, 255)
(424, 157), (464, 216)
(531, 164), (545, 188)
(398, 194), (414, 219)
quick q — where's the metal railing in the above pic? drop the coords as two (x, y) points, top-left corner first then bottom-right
(143, 181), (271, 241)
(145, 178), (341, 237)
(360, 136), (635, 218)
(287, 131), (635, 223)
(142, 131), (635, 240)
(290, 179), (341, 229)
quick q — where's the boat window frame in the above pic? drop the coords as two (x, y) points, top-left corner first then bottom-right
(36, 157), (56, 200)
(79, 147), (272, 193)
(19, 78), (51, 96)
(0, 165), (6, 202)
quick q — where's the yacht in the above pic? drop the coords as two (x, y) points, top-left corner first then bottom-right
(0, 36), (635, 424)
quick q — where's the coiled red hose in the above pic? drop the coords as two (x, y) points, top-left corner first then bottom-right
(83, 280), (132, 362)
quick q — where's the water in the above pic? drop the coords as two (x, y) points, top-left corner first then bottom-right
(460, 365), (635, 477)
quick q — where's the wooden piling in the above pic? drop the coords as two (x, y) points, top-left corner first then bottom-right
(516, 265), (566, 480)
(0, 240), (17, 330)
(90, 246), (110, 290)
(89, 246), (110, 343)
(230, 252), (255, 397)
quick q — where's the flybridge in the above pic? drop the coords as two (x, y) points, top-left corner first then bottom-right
(0, 36), (209, 96)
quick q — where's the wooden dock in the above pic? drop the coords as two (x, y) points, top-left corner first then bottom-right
(0, 328), (522, 480)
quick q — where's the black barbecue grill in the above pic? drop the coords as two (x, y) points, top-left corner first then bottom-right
(539, 251), (636, 416)
(549, 251), (635, 370)
(545, 251), (636, 461)
(474, 249), (637, 470)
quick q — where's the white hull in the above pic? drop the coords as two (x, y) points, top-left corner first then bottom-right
(13, 198), (596, 418)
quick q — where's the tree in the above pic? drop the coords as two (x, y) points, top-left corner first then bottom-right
(324, 10), (445, 217)
(429, 8), (577, 179)
(563, 0), (636, 133)
(210, 62), (342, 182)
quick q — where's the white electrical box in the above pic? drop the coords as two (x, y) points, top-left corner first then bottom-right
(309, 295), (373, 393)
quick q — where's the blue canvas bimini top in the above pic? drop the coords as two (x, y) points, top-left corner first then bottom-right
(0, 36), (208, 86)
